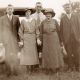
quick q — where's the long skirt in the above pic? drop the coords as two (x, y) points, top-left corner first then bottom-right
(42, 32), (64, 70)
(20, 34), (39, 65)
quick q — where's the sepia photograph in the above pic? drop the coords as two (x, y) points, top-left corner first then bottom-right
(0, 0), (80, 80)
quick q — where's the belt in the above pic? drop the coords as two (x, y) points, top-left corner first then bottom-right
(43, 29), (57, 34)
(24, 31), (35, 34)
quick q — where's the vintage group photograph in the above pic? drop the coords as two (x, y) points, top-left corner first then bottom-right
(0, 0), (80, 80)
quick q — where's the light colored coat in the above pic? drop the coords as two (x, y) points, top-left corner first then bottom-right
(19, 18), (39, 65)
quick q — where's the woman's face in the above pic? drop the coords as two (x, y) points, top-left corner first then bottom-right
(45, 13), (52, 20)
(25, 10), (31, 17)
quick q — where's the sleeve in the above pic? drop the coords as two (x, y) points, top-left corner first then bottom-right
(39, 21), (43, 42)
(55, 20), (61, 42)
(18, 20), (24, 42)
(0, 18), (3, 43)
(60, 18), (64, 44)
(17, 17), (20, 42)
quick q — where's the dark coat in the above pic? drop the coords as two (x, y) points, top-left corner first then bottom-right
(60, 13), (80, 46)
(60, 13), (80, 67)
(0, 15), (20, 69)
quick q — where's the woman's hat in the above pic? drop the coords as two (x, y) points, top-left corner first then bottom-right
(25, 8), (35, 14)
(44, 8), (55, 17)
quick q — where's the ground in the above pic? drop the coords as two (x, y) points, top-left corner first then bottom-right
(0, 70), (80, 80)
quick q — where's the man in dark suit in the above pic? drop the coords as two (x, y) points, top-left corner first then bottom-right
(60, 3), (80, 71)
(0, 4), (20, 76)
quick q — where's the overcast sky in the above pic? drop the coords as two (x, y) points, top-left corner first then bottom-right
(0, 0), (79, 19)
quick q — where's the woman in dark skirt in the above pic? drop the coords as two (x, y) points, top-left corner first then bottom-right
(40, 9), (64, 74)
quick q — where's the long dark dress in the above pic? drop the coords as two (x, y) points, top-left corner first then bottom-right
(40, 19), (64, 70)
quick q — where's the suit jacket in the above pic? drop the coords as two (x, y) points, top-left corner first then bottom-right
(60, 13), (80, 45)
(0, 14), (20, 65)
(0, 15), (20, 43)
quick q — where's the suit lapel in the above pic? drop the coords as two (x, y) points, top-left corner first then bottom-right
(5, 15), (13, 28)
(12, 15), (16, 27)
(5, 15), (11, 24)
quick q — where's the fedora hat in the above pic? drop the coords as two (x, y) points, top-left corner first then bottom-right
(63, 3), (71, 9)
(44, 8), (55, 17)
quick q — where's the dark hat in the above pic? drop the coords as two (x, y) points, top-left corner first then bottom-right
(25, 8), (35, 14)
(44, 8), (55, 17)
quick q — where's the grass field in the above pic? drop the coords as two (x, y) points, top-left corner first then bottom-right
(0, 70), (80, 80)
(0, 63), (80, 80)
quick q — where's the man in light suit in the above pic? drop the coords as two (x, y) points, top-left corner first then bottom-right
(0, 4), (20, 76)
(31, 2), (45, 69)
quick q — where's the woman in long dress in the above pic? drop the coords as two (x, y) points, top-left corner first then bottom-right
(40, 9), (64, 73)
(18, 9), (39, 73)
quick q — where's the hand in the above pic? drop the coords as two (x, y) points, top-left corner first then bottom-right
(0, 43), (3, 46)
(0, 43), (4, 49)
(18, 42), (23, 47)
(61, 46), (67, 55)
(60, 42), (63, 47)
(37, 39), (42, 45)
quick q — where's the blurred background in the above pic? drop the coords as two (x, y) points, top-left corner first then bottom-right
(0, 0), (80, 20)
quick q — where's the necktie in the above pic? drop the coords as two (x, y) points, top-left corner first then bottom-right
(37, 13), (41, 27)
(67, 14), (71, 19)
(9, 15), (12, 21)
(36, 13), (41, 35)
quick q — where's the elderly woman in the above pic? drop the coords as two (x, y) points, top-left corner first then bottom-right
(40, 9), (64, 74)
(18, 8), (39, 74)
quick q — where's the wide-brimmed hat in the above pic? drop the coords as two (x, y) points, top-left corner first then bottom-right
(44, 8), (55, 17)
(25, 8), (35, 14)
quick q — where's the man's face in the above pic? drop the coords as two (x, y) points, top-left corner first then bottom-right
(6, 6), (14, 15)
(64, 6), (71, 14)
(36, 5), (42, 13)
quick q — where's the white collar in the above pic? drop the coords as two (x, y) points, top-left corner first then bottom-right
(35, 12), (43, 15)
(66, 13), (71, 19)
(7, 14), (13, 18)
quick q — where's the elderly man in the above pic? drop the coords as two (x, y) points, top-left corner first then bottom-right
(60, 3), (80, 71)
(0, 4), (20, 76)
(31, 2), (45, 68)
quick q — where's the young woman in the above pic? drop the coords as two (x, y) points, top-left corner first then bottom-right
(18, 8), (39, 74)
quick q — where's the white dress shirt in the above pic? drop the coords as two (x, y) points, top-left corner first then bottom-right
(7, 14), (13, 21)
(31, 12), (46, 23)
